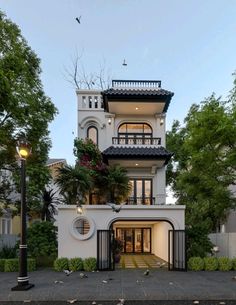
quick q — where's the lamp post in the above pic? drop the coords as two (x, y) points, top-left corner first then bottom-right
(12, 138), (34, 291)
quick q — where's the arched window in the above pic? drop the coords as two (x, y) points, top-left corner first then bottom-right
(87, 126), (98, 145)
(118, 123), (152, 145)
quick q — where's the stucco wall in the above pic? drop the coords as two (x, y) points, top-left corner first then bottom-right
(152, 221), (172, 261)
(209, 233), (236, 258)
(58, 205), (185, 259)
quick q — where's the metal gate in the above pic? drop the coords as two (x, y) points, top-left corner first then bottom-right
(168, 230), (186, 271)
(97, 230), (114, 271)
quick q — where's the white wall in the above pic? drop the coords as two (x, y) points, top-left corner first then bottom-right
(58, 205), (185, 259)
(152, 221), (172, 261)
(209, 233), (236, 258)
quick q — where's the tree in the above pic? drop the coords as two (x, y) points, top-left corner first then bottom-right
(0, 11), (57, 206)
(167, 75), (236, 256)
(40, 188), (59, 222)
(55, 164), (92, 205)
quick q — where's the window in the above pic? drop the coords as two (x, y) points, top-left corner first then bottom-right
(118, 123), (152, 145)
(1, 218), (11, 234)
(70, 216), (95, 241)
(87, 126), (98, 145)
(127, 178), (153, 205)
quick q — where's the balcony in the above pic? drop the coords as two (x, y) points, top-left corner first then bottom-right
(112, 137), (161, 145)
(126, 197), (155, 205)
(112, 79), (161, 88)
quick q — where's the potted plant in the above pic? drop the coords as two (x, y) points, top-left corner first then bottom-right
(113, 238), (123, 263)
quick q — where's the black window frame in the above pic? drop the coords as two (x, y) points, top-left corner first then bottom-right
(87, 126), (98, 145)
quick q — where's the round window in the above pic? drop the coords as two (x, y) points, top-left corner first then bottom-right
(70, 216), (95, 241)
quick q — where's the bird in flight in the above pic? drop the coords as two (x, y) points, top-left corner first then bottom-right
(107, 202), (126, 213)
(122, 59), (127, 66)
(76, 16), (81, 24)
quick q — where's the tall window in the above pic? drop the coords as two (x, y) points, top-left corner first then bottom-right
(118, 123), (152, 145)
(128, 178), (152, 205)
(87, 126), (98, 145)
(1, 218), (11, 234)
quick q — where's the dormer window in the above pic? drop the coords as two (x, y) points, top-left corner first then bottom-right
(87, 126), (98, 145)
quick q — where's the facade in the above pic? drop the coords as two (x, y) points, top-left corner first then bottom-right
(58, 80), (186, 270)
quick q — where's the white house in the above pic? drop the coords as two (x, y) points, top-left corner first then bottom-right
(58, 80), (186, 270)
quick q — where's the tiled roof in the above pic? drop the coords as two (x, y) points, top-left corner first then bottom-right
(102, 146), (172, 163)
(103, 88), (174, 97)
(46, 158), (66, 166)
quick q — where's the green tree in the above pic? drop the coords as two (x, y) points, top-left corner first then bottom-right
(55, 165), (92, 205)
(0, 11), (57, 206)
(167, 76), (236, 256)
(40, 188), (59, 222)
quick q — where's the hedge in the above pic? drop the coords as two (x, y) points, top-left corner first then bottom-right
(53, 257), (97, 272)
(2, 258), (36, 272)
(188, 256), (236, 271)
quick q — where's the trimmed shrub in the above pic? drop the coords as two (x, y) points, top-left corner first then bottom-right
(69, 258), (83, 271)
(216, 257), (232, 271)
(232, 258), (236, 271)
(83, 257), (97, 272)
(27, 258), (36, 271)
(204, 257), (218, 271)
(4, 259), (18, 272)
(188, 257), (204, 271)
(0, 259), (5, 272)
(36, 256), (56, 268)
(54, 257), (69, 271)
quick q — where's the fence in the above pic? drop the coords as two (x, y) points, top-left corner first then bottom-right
(209, 233), (236, 258)
(0, 234), (19, 250)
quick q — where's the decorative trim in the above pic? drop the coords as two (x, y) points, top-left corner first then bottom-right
(70, 216), (95, 241)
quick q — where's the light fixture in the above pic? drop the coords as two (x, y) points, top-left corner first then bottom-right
(76, 204), (83, 215)
(12, 137), (34, 291)
(135, 163), (139, 166)
(135, 107), (139, 110)
(160, 116), (164, 125)
(108, 118), (112, 125)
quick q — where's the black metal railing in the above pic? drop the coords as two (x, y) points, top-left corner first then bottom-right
(112, 80), (161, 88)
(112, 137), (161, 145)
(126, 197), (155, 205)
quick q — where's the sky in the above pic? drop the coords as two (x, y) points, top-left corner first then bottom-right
(1, 0), (236, 166)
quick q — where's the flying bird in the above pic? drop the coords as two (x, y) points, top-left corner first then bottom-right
(122, 59), (127, 66)
(63, 269), (73, 276)
(107, 202), (126, 213)
(75, 16), (81, 24)
(143, 269), (149, 276)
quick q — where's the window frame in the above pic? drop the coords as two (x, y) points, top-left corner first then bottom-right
(87, 126), (98, 145)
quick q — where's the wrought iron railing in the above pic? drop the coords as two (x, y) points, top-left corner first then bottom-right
(112, 80), (161, 88)
(126, 197), (155, 205)
(112, 137), (161, 145)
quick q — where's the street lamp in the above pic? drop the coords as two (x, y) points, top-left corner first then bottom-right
(12, 138), (34, 291)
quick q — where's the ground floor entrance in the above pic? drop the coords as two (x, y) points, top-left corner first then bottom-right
(116, 228), (151, 253)
(116, 254), (167, 269)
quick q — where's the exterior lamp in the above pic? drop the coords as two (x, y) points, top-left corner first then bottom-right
(160, 116), (164, 125)
(12, 138), (34, 291)
(76, 204), (83, 215)
(108, 118), (112, 125)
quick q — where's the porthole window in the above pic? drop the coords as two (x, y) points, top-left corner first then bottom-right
(70, 216), (95, 241)
(87, 126), (98, 145)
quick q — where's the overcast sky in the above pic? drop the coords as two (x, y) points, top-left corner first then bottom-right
(1, 0), (236, 165)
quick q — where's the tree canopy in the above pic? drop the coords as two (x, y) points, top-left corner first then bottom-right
(0, 11), (57, 207)
(167, 75), (236, 256)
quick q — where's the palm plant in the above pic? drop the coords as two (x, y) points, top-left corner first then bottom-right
(55, 164), (92, 205)
(105, 165), (131, 204)
(41, 188), (59, 221)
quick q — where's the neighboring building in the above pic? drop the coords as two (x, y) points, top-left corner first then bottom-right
(58, 80), (186, 270)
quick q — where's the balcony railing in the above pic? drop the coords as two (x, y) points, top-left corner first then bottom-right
(112, 80), (161, 88)
(126, 197), (155, 205)
(112, 137), (161, 145)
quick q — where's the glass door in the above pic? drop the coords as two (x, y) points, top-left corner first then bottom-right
(134, 229), (142, 253)
(125, 229), (133, 253)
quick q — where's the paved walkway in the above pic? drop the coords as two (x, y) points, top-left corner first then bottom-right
(116, 254), (167, 269)
(1, 269), (236, 302)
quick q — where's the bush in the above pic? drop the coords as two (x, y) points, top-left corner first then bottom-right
(204, 257), (218, 271)
(232, 258), (236, 271)
(188, 257), (204, 271)
(4, 259), (18, 272)
(36, 255), (56, 268)
(54, 257), (69, 271)
(27, 258), (36, 271)
(0, 245), (17, 258)
(83, 257), (97, 272)
(218, 257), (232, 271)
(0, 259), (5, 271)
(27, 221), (57, 258)
(69, 258), (83, 271)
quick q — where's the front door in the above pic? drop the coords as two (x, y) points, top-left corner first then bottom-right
(116, 228), (151, 253)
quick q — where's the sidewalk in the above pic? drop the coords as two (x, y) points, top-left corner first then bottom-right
(1, 268), (236, 302)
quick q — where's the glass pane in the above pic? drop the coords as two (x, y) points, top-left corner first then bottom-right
(135, 229), (142, 253)
(143, 229), (151, 252)
(125, 229), (133, 253)
(143, 124), (152, 133)
(145, 180), (151, 205)
(118, 124), (127, 133)
(2, 219), (6, 234)
(116, 229), (125, 252)
(129, 180), (134, 197)
(88, 127), (97, 144)
(127, 124), (143, 133)
(136, 180), (142, 204)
